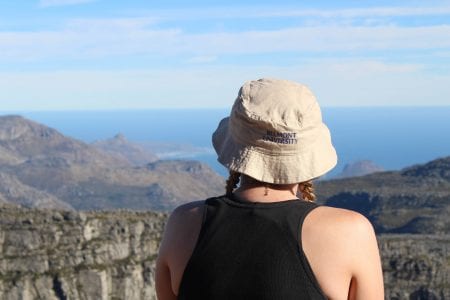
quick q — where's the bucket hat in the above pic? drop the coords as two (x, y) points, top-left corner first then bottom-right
(212, 78), (337, 184)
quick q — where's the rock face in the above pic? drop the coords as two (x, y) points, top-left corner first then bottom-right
(0, 205), (166, 300)
(378, 234), (450, 300)
(0, 206), (448, 300)
(316, 156), (450, 234)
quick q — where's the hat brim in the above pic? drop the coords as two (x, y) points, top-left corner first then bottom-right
(212, 117), (337, 184)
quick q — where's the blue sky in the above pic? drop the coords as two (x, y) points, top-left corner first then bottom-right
(1, 0), (450, 110)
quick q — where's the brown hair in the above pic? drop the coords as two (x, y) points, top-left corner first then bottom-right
(225, 170), (241, 196)
(225, 171), (316, 202)
(298, 181), (316, 202)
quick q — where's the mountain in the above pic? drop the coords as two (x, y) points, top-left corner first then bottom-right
(0, 115), (224, 211)
(92, 133), (158, 166)
(401, 156), (450, 179)
(0, 172), (73, 210)
(316, 156), (450, 234)
(0, 115), (128, 167)
(336, 159), (384, 178)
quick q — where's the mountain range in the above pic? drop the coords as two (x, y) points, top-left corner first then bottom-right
(0, 115), (449, 236)
(316, 156), (450, 234)
(0, 115), (224, 211)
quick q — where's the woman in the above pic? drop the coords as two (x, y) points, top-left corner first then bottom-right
(156, 78), (384, 299)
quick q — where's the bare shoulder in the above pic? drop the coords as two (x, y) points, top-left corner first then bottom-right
(169, 200), (205, 224)
(302, 205), (379, 273)
(158, 200), (205, 261)
(304, 205), (376, 240)
(302, 205), (384, 299)
(163, 200), (205, 242)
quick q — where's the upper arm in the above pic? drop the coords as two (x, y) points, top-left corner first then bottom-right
(156, 255), (177, 300)
(346, 213), (384, 300)
(156, 209), (179, 300)
(155, 201), (205, 300)
(302, 207), (384, 300)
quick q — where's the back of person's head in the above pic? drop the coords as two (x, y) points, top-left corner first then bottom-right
(212, 78), (337, 200)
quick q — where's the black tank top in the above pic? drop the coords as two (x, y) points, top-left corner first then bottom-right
(177, 195), (327, 300)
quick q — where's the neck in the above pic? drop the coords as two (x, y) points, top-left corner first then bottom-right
(233, 176), (299, 203)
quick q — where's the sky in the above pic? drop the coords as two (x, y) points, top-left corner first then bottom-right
(1, 0), (450, 110)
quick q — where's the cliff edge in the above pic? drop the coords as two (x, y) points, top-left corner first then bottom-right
(0, 206), (166, 300)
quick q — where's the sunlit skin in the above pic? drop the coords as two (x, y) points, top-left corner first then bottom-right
(156, 177), (384, 300)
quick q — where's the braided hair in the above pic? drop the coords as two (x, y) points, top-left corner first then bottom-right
(225, 170), (241, 196)
(298, 181), (316, 202)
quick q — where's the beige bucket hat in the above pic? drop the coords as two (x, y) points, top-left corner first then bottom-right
(212, 78), (337, 184)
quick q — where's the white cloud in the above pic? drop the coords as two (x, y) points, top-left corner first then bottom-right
(0, 24), (181, 60)
(1, 4), (449, 109)
(321, 60), (421, 74)
(39, 0), (96, 7)
(0, 61), (448, 110)
(130, 5), (450, 22)
(186, 56), (218, 64)
(1, 21), (450, 61)
(66, 17), (157, 30)
(257, 6), (450, 18)
(183, 25), (450, 54)
(433, 50), (450, 58)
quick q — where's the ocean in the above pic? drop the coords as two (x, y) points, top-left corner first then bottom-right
(3, 107), (450, 178)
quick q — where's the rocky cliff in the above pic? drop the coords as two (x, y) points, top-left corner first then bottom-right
(0, 205), (166, 300)
(1, 205), (448, 300)
(316, 156), (450, 234)
(379, 234), (450, 299)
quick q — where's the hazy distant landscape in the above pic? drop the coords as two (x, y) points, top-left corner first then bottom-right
(0, 115), (224, 211)
(11, 106), (450, 178)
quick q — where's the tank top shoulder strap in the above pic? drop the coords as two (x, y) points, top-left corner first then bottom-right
(190, 196), (224, 246)
(292, 201), (324, 295)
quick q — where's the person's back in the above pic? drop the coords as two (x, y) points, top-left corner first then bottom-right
(155, 79), (384, 299)
(178, 195), (326, 299)
(156, 188), (383, 299)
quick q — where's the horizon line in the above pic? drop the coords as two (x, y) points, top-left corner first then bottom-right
(1, 104), (450, 113)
